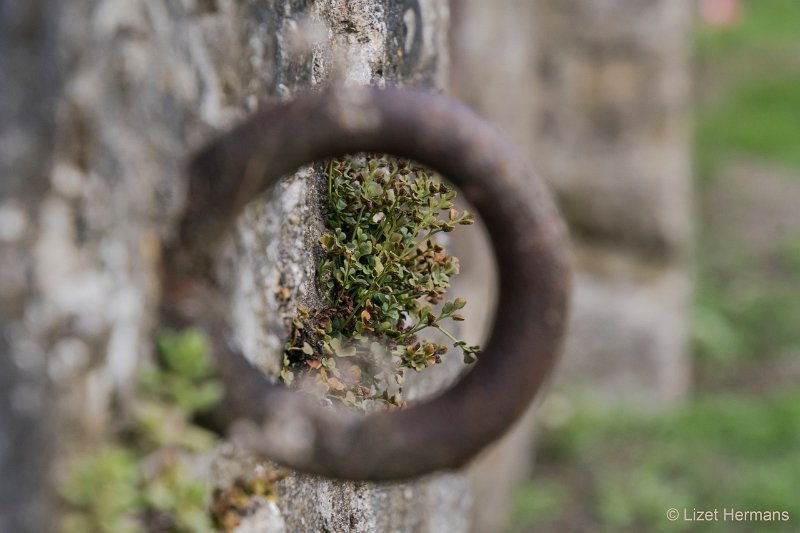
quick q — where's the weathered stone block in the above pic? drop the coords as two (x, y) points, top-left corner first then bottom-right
(530, 0), (693, 253)
(556, 244), (692, 408)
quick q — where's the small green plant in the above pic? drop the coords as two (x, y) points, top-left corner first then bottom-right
(60, 330), (229, 533)
(209, 463), (287, 531)
(281, 154), (480, 407)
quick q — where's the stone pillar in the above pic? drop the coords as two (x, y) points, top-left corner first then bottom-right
(448, 2), (539, 531)
(1, 0), (486, 531)
(449, 0), (693, 524)
(453, 0), (693, 412)
(529, 0), (694, 408)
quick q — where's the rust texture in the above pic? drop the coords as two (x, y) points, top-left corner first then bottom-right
(161, 85), (571, 480)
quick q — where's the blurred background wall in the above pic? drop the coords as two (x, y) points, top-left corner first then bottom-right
(453, 1), (800, 531)
(451, 0), (694, 411)
(449, 1), (693, 531)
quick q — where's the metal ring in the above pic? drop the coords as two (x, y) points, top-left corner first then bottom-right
(161, 86), (571, 480)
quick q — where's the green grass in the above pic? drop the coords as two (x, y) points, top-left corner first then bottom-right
(693, 0), (800, 363)
(693, 271), (800, 364)
(695, 0), (800, 179)
(696, 73), (800, 179)
(511, 391), (800, 532)
(782, 234), (800, 276)
(695, 0), (800, 57)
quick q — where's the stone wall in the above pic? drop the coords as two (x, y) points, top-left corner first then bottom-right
(451, 0), (694, 414)
(530, 0), (694, 408)
(1, 1), (492, 531)
(448, 3), (546, 531)
(0, 3), (63, 531)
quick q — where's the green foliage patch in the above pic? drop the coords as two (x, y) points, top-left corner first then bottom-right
(512, 391), (800, 532)
(693, 271), (800, 364)
(696, 73), (800, 179)
(695, 0), (800, 57)
(693, 0), (800, 363)
(60, 330), (225, 533)
(281, 155), (479, 407)
(694, 0), (800, 178)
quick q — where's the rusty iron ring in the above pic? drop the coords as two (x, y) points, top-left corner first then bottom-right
(161, 86), (571, 480)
